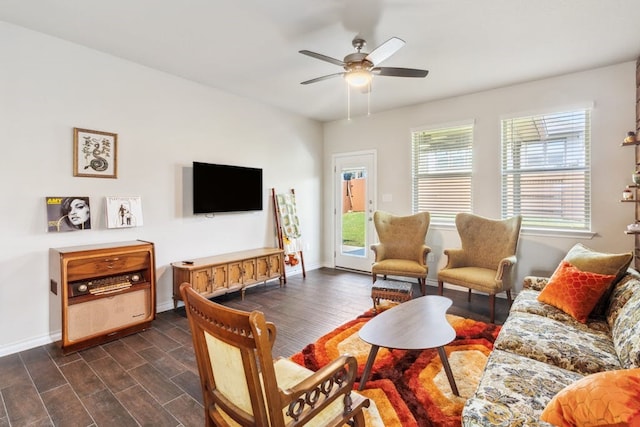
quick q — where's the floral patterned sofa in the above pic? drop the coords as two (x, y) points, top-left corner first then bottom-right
(462, 245), (640, 426)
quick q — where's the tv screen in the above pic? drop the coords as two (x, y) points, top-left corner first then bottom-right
(193, 162), (263, 214)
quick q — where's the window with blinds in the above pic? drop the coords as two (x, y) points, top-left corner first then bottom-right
(501, 108), (591, 231)
(412, 122), (473, 224)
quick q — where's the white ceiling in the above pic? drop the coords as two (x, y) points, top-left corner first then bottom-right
(2, 0), (640, 122)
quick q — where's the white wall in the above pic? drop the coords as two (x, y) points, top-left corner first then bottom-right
(323, 62), (637, 288)
(2, 20), (636, 357)
(0, 22), (323, 356)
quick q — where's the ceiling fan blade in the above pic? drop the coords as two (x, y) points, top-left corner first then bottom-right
(299, 50), (345, 66)
(372, 67), (429, 78)
(300, 72), (344, 85)
(365, 37), (405, 66)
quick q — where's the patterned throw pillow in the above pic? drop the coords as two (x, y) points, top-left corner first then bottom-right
(541, 369), (640, 426)
(563, 243), (633, 316)
(537, 261), (615, 323)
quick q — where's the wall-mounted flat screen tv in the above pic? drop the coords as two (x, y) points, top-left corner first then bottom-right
(193, 161), (263, 214)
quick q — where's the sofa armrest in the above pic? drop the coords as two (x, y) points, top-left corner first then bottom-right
(523, 276), (549, 292)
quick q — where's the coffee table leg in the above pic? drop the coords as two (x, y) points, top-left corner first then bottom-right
(358, 344), (380, 391)
(437, 346), (459, 396)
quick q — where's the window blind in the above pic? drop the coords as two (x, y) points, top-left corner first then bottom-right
(501, 109), (591, 231)
(412, 122), (473, 224)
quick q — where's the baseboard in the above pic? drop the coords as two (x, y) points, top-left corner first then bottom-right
(156, 300), (176, 313)
(0, 331), (61, 358)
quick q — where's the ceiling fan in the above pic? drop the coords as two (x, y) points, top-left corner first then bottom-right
(299, 36), (429, 89)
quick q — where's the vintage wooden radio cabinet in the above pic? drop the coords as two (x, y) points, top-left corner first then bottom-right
(49, 240), (156, 354)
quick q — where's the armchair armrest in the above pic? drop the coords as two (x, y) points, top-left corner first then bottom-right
(495, 255), (517, 276)
(266, 322), (277, 348)
(371, 243), (431, 265)
(418, 245), (431, 265)
(370, 243), (384, 262)
(442, 248), (466, 269)
(281, 355), (366, 422)
(523, 276), (550, 292)
(494, 255), (517, 288)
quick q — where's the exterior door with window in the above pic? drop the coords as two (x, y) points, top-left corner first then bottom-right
(334, 152), (376, 272)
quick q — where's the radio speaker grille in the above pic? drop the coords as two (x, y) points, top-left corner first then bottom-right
(67, 289), (151, 341)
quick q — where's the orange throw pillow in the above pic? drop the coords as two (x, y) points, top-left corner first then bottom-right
(541, 369), (640, 426)
(537, 261), (615, 323)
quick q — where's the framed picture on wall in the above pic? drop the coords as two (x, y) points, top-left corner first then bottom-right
(105, 196), (143, 228)
(73, 128), (118, 178)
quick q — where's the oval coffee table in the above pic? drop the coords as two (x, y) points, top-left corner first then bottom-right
(357, 295), (459, 395)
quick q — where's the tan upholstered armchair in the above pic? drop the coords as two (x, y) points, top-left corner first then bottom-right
(179, 283), (370, 427)
(371, 211), (431, 296)
(437, 213), (522, 323)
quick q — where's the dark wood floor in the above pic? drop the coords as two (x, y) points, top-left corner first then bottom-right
(0, 268), (509, 427)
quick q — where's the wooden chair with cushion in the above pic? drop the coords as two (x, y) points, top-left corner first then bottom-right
(371, 211), (431, 296)
(179, 283), (370, 427)
(437, 213), (522, 323)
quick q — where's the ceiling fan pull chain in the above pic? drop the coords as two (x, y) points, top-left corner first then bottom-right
(347, 82), (351, 121)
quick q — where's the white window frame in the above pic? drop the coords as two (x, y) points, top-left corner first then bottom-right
(501, 107), (592, 234)
(411, 120), (474, 225)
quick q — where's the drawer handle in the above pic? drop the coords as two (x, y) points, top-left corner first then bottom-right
(104, 257), (120, 262)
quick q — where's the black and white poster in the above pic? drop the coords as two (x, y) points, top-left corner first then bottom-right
(105, 196), (143, 228)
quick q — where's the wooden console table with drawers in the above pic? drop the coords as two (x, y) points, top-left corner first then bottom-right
(171, 247), (285, 308)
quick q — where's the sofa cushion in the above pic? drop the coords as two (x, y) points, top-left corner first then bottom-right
(540, 368), (640, 426)
(537, 261), (615, 323)
(462, 349), (583, 427)
(494, 311), (621, 375)
(510, 289), (610, 333)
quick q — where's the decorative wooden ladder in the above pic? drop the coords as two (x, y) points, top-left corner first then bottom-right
(272, 188), (306, 278)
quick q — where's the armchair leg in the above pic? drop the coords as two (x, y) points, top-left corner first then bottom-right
(437, 280), (444, 296)
(419, 278), (426, 296)
(489, 294), (496, 324)
(468, 288), (472, 302)
(372, 274), (377, 283)
(506, 289), (513, 307)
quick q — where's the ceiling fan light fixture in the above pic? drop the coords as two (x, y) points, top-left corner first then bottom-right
(344, 70), (372, 88)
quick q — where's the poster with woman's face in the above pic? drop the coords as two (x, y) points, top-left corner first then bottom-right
(46, 196), (91, 232)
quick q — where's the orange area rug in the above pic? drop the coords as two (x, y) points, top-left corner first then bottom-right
(290, 309), (501, 427)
